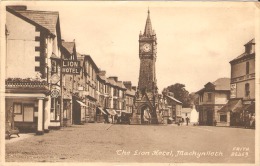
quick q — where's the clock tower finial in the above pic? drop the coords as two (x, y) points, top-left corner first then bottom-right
(143, 8), (153, 37)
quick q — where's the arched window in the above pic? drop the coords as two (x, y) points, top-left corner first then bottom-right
(246, 62), (249, 75)
(245, 83), (250, 98)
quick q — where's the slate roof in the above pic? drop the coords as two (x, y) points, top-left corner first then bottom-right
(107, 78), (117, 87)
(196, 78), (230, 94)
(166, 95), (182, 104)
(116, 81), (127, 90)
(98, 75), (107, 82)
(244, 38), (255, 46)
(230, 38), (255, 63)
(212, 78), (230, 91)
(62, 41), (75, 55)
(50, 52), (59, 59)
(126, 89), (136, 96)
(16, 10), (59, 36)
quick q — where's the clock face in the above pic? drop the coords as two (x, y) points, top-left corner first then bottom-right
(142, 43), (151, 52)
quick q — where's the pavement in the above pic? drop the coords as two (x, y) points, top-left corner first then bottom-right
(5, 123), (255, 163)
(5, 133), (35, 144)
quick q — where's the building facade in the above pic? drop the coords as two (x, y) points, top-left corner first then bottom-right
(5, 6), (62, 134)
(60, 41), (77, 126)
(163, 95), (182, 124)
(196, 78), (230, 126)
(219, 39), (255, 127)
(83, 55), (99, 123)
(5, 5), (139, 137)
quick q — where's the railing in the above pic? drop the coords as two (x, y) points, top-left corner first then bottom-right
(6, 80), (49, 89)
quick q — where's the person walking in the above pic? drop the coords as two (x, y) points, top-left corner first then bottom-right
(186, 117), (190, 126)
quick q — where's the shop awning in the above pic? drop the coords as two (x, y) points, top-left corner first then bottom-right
(121, 110), (127, 113)
(168, 117), (174, 121)
(97, 107), (107, 115)
(218, 99), (243, 113)
(106, 109), (117, 116)
(76, 100), (87, 107)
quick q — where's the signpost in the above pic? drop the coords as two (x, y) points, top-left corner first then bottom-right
(60, 58), (81, 127)
(50, 74), (60, 84)
(230, 84), (237, 99)
(51, 88), (60, 98)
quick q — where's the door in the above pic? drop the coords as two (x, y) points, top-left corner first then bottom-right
(207, 110), (213, 126)
(72, 97), (81, 124)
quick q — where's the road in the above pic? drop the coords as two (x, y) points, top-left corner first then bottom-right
(5, 123), (255, 163)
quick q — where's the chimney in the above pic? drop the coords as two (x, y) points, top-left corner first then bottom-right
(132, 86), (137, 91)
(244, 39), (255, 54)
(99, 70), (106, 76)
(123, 81), (132, 90)
(7, 5), (27, 11)
(108, 76), (118, 82)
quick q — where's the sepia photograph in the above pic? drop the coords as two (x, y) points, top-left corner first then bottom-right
(1, 1), (259, 165)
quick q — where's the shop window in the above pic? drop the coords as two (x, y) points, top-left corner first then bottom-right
(50, 98), (60, 121)
(220, 115), (227, 122)
(23, 104), (34, 122)
(245, 83), (250, 98)
(63, 103), (67, 119)
(13, 103), (22, 114)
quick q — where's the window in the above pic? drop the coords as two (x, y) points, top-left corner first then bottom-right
(13, 103), (22, 114)
(51, 60), (57, 73)
(200, 94), (204, 102)
(185, 113), (187, 116)
(50, 98), (60, 121)
(113, 88), (117, 96)
(113, 99), (117, 109)
(245, 83), (250, 98)
(207, 93), (212, 102)
(246, 62), (249, 75)
(220, 115), (227, 122)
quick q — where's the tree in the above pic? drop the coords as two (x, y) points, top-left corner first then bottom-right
(163, 83), (192, 108)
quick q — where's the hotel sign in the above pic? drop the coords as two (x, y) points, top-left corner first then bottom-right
(62, 60), (81, 75)
(230, 83), (236, 99)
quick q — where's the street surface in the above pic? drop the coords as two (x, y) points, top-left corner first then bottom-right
(6, 123), (255, 163)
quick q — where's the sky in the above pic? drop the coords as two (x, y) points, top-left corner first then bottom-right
(5, 1), (256, 93)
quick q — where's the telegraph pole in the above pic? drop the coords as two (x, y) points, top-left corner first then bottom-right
(60, 50), (64, 127)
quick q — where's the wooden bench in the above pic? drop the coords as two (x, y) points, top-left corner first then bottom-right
(6, 125), (20, 140)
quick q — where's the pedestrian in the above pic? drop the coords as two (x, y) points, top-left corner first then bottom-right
(245, 112), (250, 128)
(214, 120), (217, 126)
(250, 113), (255, 128)
(186, 117), (190, 126)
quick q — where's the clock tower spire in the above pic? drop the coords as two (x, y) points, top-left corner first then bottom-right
(144, 8), (153, 37)
(138, 9), (157, 94)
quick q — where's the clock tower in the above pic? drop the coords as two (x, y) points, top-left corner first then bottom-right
(138, 9), (157, 93)
(132, 9), (159, 124)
